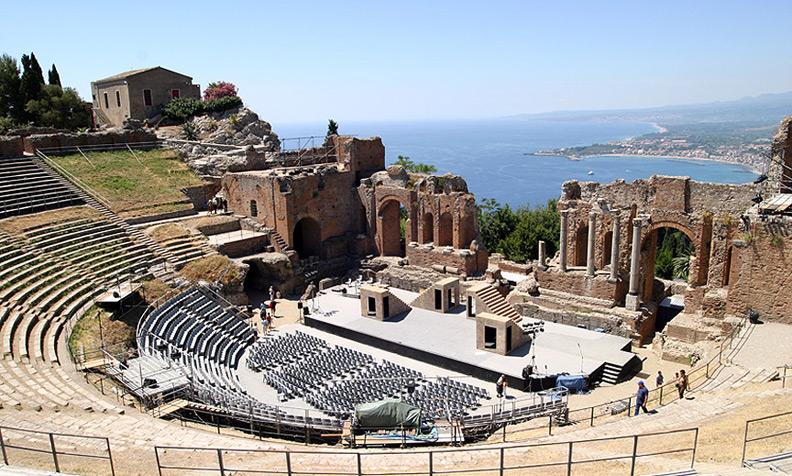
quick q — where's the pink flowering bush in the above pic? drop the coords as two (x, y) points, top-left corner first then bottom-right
(203, 81), (238, 101)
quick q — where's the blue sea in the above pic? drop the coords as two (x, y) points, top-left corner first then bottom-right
(274, 119), (757, 208)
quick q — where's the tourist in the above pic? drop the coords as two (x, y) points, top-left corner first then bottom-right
(222, 198), (228, 213)
(207, 199), (215, 214)
(270, 299), (277, 319)
(496, 375), (508, 398)
(635, 380), (649, 415)
(269, 286), (275, 302)
(656, 370), (664, 387)
(261, 312), (270, 335)
(677, 369), (689, 399)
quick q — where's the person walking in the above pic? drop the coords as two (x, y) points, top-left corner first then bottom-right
(268, 286), (275, 302)
(635, 380), (650, 415)
(656, 370), (664, 388)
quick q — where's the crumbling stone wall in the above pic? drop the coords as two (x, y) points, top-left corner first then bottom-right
(768, 116), (792, 194)
(0, 136), (24, 158)
(359, 166), (487, 275)
(727, 216), (792, 322)
(23, 128), (158, 153)
(555, 176), (754, 302)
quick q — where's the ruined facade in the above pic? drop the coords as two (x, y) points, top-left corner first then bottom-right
(220, 135), (487, 278)
(511, 175), (757, 349)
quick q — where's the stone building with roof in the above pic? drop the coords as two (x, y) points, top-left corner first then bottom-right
(91, 66), (200, 127)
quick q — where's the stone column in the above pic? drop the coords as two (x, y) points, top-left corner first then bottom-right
(608, 216), (620, 282)
(559, 210), (569, 272)
(626, 217), (643, 310)
(586, 211), (597, 277)
(538, 240), (547, 270)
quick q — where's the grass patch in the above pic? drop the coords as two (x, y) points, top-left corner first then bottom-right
(141, 278), (177, 303)
(50, 148), (203, 215)
(68, 305), (136, 359)
(0, 206), (102, 235)
(180, 255), (245, 287)
(146, 223), (192, 242)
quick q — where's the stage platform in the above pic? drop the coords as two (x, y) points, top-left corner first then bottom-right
(305, 286), (639, 389)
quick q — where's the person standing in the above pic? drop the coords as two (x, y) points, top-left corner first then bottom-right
(656, 370), (664, 388)
(496, 375), (508, 399)
(635, 380), (650, 415)
(268, 286), (275, 302)
(677, 370), (689, 399)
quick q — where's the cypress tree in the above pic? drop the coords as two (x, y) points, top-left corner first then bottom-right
(48, 64), (61, 88)
(0, 54), (23, 121)
(19, 53), (44, 105)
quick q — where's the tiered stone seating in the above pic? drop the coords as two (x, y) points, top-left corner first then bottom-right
(157, 234), (217, 268)
(0, 208), (163, 414)
(0, 157), (83, 219)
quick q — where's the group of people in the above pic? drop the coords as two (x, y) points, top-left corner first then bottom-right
(258, 286), (284, 335)
(635, 369), (689, 415)
(207, 196), (228, 214)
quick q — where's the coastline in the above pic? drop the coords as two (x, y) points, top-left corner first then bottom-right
(528, 152), (762, 174)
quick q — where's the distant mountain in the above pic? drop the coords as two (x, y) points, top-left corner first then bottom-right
(509, 91), (792, 125)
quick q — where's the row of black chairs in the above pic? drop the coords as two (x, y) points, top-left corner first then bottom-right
(247, 331), (327, 372)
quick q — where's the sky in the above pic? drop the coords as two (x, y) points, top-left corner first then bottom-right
(3, 1), (792, 123)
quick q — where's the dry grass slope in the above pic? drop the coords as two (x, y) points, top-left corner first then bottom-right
(0, 206), (102, 234)
(50, 148), (203, 218)
(180, 254), (245, 287)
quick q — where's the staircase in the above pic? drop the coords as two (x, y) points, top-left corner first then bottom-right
(601, 362), (624, 385)
(269, 229), (290, 253)
(471, 284), (522, 321)
(33, 152), (178, 279)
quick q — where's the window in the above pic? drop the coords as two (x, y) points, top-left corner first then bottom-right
(171, 89), (180, 99)
(143, 89), (152, 106)
(249, 200), (258, 217)
(103, 92), (109, 109)
(115, 90), (121, 107)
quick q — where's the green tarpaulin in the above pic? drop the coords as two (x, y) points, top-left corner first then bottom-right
(354, 399), (422, 428)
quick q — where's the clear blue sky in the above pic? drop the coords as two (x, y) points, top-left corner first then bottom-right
(3, 1), (792, 123)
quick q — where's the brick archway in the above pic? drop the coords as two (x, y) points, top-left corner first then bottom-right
(640, 221), (699, 299)
(377, 199), (407, 257)
(293, 216), (322, 258)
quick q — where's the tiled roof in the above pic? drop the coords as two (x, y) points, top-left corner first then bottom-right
(93, 66), (191, 84)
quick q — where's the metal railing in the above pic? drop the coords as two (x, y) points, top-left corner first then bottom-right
(35, 148), (113, 209)
(496, 314), (750, 442)
(0, 425), (115, 476)
(36, 140), (163, 156)
(741, 409), (792, 465)
(154, 427), (698, 476)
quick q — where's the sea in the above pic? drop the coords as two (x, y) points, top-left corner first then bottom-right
(273, 119), (758, 208)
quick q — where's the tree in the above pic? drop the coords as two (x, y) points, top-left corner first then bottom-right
(203, 81), (238, 101)
(0, 54), (22, 121)
(47, 64), (61, 88)
(394, 155), (438, 174)
(477, 198), (560, 262)
(25, 85), (91, 129)
(327, 118), (339, 136)
(19, 53), (45, 107)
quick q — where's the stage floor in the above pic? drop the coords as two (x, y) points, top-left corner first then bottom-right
(306, 286), (636, 383)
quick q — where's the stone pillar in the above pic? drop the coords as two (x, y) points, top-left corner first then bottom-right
(626, 217), (643, 311)
(586, 211), (597, 277)
(608, 216), (620, 282)
(538, 240), (547, 270)
(559, 210), (569, 272)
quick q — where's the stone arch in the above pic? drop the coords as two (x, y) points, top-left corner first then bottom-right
(293, 216), (322, 258)
(601, 230), (613, 269)
(438, 211), (453, 246)
(574, 224), (588, 267)
(421, 212), (434, 244)
(640, 222), (698, 299)
(378, 199), (406, 257)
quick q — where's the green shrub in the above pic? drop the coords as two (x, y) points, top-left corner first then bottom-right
(182, 122), (198, 140)
(203, 95), (242, 113)
(162, 96), (242, 121)
(162, 97), (203, 121)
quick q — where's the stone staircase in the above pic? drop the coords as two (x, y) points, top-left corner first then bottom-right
(269, 229), (290, 253)
(601, 362), (625, 385)
(470, 283), (522, 321)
